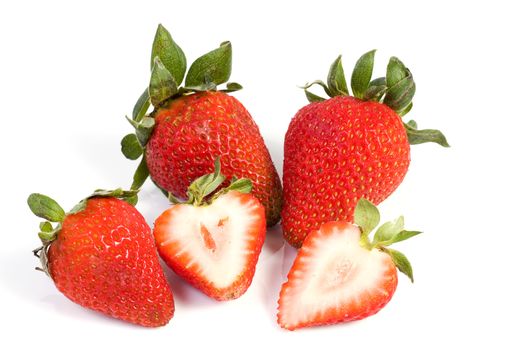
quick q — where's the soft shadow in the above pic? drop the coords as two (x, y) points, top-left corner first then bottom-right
(265, 135), (284, 177)
(136, 184), (172, 227)
(0, 249), (141, 328)
(257, 224), (298, 323)
(264, 224), (286, 255)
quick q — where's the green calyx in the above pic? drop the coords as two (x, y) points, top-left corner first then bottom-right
(168, 157), (252, 206)
(302, 50), (449, 147)
(353, 198), (422, 282)
(121, 24), (243, 194)
(27, 188), (139, 276)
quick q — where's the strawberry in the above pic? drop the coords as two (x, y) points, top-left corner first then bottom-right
(27, 189), (174, 327)
(121, 24), (282, 226)
(282, 51), (449, 247)
(153, 158), (266, 301)
(278, 198), (421, 330)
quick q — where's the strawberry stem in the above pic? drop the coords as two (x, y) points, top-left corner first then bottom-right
(171, 157), (253, 206)
(359, 231), (372, 250)
(301, 51), (449, 147)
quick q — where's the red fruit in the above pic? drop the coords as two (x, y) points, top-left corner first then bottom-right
(122, 25), (282, 226)
(282, 51), (448, 247)
(278, 199), (420, 330)
(153, 159), (266, 300)
(28, 190), (174, 327)
(146, 91), (282, 226)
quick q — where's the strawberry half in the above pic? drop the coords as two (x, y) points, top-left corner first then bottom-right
(153, 158), (266, 300)
(278, 199), (421, 330)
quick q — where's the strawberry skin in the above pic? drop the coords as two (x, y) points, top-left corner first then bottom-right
(278, 221), (398, 330)
(282, 96), (410, 247)
(48, 197), (174, 327)
(153, 191), (266, 300)
(145, 91), (283, 226)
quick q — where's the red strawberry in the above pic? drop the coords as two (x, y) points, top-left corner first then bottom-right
(28, 189), (174, 327)
(121, 24), (282, 226)
(153, 158), (266, 301)
(278, 199), (420, 330)
(282, 51), (448, 247)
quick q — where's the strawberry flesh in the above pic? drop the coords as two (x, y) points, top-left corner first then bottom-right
(154, 191), (266, 300)
(278, 221), (398, 330)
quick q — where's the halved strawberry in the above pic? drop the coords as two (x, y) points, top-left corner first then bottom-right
(278, 199), (420, 330)
(153, 158), (266, 301)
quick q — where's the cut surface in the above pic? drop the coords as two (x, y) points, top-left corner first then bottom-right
(154, 191), (265, 300)
(278, 221), (397, 330)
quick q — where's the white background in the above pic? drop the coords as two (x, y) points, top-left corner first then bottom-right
(1, 0), (524, 348)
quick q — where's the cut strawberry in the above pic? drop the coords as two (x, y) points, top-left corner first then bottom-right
(278, 199), (421, 330)
(154, 158), (266, 300)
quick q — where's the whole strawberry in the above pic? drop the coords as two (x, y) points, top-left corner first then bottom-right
(121, 25), (282, 226)
(278, 199), (421, 330)
(27, 189), (174, 327)
(282, 51), (448, 247)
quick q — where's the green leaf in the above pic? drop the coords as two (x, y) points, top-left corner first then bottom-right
(364, 85), (387, 101)
(327, 55), (349, 96)
(387, 230), (422, 245)
(384, 56), (415, 112)
(124, 195), (138, 206)
(39, 221), (53, 232)
(120, 134), (143, 160)
(302, 80), (332, 97)
(351, 50), (376, 99)
(38, 223), (62, 243)
(132, 88), (150, 122)
(38, 231), (56, 242)
(305, 89), (326, 103)
(27, 194), (65, 222)
(131, 156), (150, 190)
(183, 82), (217, 92)
(151, 24), (187, 85)
(406, 119), (417, 129)
(185, 41), (232, 87)
(384, 75), (416, 112)
(374, 216), (405, 243)
(386, 57), (408, 88)
(370, 77), (386, 86)
(220, 82), (243, 93)
(386, 248), (414, 282)
(149, 56), (179, 107)
(199, 157), (226, 198)
(136, 117), (155, 147)
(353, 198), (380, 236)
(404, 122), (450, 147)
(226, 178), (252, 194)
(127, 116), (155, 146)
(187, 157), (227, 205)
(364, 77), (387, 101)
(398, 102), (413, 117)
(202, 173), (226, 198)
(69, 199), (87, 214)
